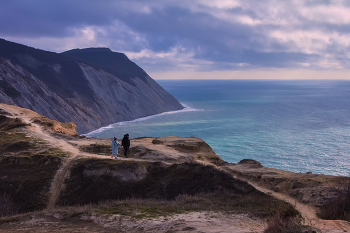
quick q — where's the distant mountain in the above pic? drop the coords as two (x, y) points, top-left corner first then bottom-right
(0, 38), (183, 133)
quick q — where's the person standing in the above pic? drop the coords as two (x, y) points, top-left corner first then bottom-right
(122, 134), (130, 157)
(111, 136), (121, 159)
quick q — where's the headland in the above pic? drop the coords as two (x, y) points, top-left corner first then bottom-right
(0, 103), (349, 233)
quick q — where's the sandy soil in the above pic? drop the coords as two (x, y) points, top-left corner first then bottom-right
(0, 211), (265, 233)
(1, 103), (350, 233)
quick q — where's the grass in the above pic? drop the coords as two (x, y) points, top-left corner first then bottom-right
(0, 116), (29, 131)
(0, 131), (38, 144)
(57, 158), (298, 220)
(263, 213), (306, 233)
(0, 131), (67, 216)
(58, 159), (255, 205)
(97, 199), (189, 219)
(0, 154), (63, 215)
(95, 189), (298, 219)
(50, 189), (298, 221)
(0, 131), (67, 157)
(32, 116), (78, 136)
(79, 144), (111, 155)
(318, 177), (350, 221)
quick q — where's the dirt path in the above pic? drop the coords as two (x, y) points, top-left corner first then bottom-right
(27, 126), (110, 209)
(0, 104), (110, 209)
(2, 103), (350, 232)
(46, 157), (75, 209)
(224, 169), (350, 233)
(24, 118), (152, 209)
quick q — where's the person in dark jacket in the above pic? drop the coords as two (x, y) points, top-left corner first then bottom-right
(122, 134), (130, 157)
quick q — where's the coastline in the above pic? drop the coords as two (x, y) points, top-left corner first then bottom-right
(82, 103), (202, 137)
(77, 80), (350, 177)
(1, 102), (350, 232)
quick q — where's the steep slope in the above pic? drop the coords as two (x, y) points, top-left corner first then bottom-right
(0, 38), (183, 134)
(61, 48), (147, 85)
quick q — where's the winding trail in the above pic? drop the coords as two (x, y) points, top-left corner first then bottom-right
(21, 119), (350, 231)
(0, 104), (107, 209)
(223, 168), (350, 233)
(2, 103), (350, 232)
(26, 127), (108, 209)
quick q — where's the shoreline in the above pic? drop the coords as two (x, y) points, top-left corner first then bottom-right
(82, 103), (202, 136)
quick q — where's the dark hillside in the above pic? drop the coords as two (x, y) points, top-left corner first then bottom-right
(0, 129), (65, 216)
(0, 38), (183, 133)
(0, 39), (94, 102)
(61, 48), (148, 85)
(58, 159), (258, 206)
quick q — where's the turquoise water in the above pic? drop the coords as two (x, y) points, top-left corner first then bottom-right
(85, 80), (350, 176)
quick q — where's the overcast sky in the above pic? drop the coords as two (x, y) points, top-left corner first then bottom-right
(1, 0), (350, 79)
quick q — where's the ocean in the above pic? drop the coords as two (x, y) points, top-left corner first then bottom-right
(85, 80), (350, 176)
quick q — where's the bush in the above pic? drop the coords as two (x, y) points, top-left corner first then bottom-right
(319, 178), (350, 221)
(264, 214), (304, 233)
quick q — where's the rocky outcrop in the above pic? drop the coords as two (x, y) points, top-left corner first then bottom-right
(0, 39), (183, 134)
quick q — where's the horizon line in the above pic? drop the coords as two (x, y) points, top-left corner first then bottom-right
(149, 70), (350, 80)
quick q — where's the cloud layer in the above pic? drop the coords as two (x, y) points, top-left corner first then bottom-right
(1, 0), (350, 72)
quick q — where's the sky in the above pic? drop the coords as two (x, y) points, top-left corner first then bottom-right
(1, 0), (350, 79)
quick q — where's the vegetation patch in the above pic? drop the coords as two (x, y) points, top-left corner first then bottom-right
(79, 144), (111, 155)
(0, 153), (63, 216)
(0, 115), (29, 131)
(96, 190), (298, 219)
(0, 131), (66, 217)
(0, 132), (66, 158)
(58, 159), (299, 219)
(0, 132), (42, 154)
(263, 213), (306, 233)
(318, 178), (350, 221)
(32, 116), (78, 136)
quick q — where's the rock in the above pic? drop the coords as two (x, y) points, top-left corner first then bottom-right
(237, 159), (263, 168)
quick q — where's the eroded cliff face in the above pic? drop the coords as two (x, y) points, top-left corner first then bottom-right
(0, 39), (183, 134)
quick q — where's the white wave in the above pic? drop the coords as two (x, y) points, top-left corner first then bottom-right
(83, 103), (202, 136)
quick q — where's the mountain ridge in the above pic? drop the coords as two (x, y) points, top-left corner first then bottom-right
(0, 38), (183, 133)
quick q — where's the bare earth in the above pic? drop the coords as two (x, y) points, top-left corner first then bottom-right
(1, 103), (350, 233)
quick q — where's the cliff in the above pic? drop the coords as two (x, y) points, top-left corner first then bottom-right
(0, 39), (183, 134)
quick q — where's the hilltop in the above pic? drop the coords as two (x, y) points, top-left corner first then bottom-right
(0, 103), (350, 232)
(0, 38), (183, 134)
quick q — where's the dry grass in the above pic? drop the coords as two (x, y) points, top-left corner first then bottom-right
(79, 143), (111, 155)
(0, 116), (29, 131)
(0, 131), (66, 216)
(319, 177), (350, 221)
(32, 116), (78, 136)
(41, 190), (299, 220)
(263, 214), (306, 233)
(57, 159), (299, 220)
(95, 188), (298, 219)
